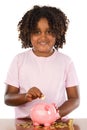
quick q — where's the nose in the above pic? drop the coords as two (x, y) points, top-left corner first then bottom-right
(40, 32), (47, 39)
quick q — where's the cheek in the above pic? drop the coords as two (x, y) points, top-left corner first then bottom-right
(50, 37), (56, 46)
(30, 36), (37, 45)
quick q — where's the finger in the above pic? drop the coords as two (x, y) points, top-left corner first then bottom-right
(27, 97), (32, 102)
(26, 93), (32, 98)
(33, 87), (43, 98)
(25, 93), (32, 102)
(30, 87), (41, 98)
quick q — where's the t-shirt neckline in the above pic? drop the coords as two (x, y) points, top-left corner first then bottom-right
(29, 49), (58, 61)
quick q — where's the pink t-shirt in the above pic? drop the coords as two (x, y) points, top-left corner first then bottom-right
(5, 49), (79, 118)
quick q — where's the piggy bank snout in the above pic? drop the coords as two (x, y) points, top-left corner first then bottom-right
(45, 105), (50, 111)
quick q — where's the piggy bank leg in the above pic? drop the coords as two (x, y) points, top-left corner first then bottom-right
(33, 122), (39, 126)
(44, 123), (50, 126)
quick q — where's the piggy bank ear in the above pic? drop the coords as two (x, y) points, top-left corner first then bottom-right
(51, 103), (57, 108)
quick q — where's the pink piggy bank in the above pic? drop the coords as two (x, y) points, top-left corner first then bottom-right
(30, 102), (59, 126)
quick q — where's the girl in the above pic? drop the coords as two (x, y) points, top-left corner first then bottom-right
(4, 5), (80, 119)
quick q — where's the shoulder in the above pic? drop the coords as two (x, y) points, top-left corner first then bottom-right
(14, 49), (31, 60)
(17, 49), (31, 57)
(10, 49), (31, 67)
(56, 50), (72, 64)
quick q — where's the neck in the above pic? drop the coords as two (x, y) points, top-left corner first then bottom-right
(32, 49), (55, 57)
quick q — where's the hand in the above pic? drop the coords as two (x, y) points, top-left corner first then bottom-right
(25, 87), (43, 102)
(56, 109), (61, 119)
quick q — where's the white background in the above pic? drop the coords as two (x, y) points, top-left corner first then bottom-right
(0, 0), (87, 118)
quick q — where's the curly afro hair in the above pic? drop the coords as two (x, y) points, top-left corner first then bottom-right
(18, 5), (69, 50)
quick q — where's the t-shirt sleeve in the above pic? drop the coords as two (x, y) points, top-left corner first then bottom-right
(5, 55), (20, 88)
(65, 61), (79, 88)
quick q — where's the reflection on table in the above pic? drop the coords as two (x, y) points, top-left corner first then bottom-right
(1, 118), (87, 130)
(15, 118), (80, 130)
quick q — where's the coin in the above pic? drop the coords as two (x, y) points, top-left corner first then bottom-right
(40, 95), (45, 100)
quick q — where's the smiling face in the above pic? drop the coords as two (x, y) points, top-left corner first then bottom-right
(30, 18), (56, 57)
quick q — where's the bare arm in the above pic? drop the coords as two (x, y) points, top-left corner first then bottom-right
(4, 84), (43, 106)
(57, 86), (80, 117)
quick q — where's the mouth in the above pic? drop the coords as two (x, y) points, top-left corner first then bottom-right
(39, 42), (48, 45)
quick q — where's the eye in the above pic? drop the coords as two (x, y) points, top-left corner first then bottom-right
(46, 30), (53, 34)
(33, 30), (41, 35)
